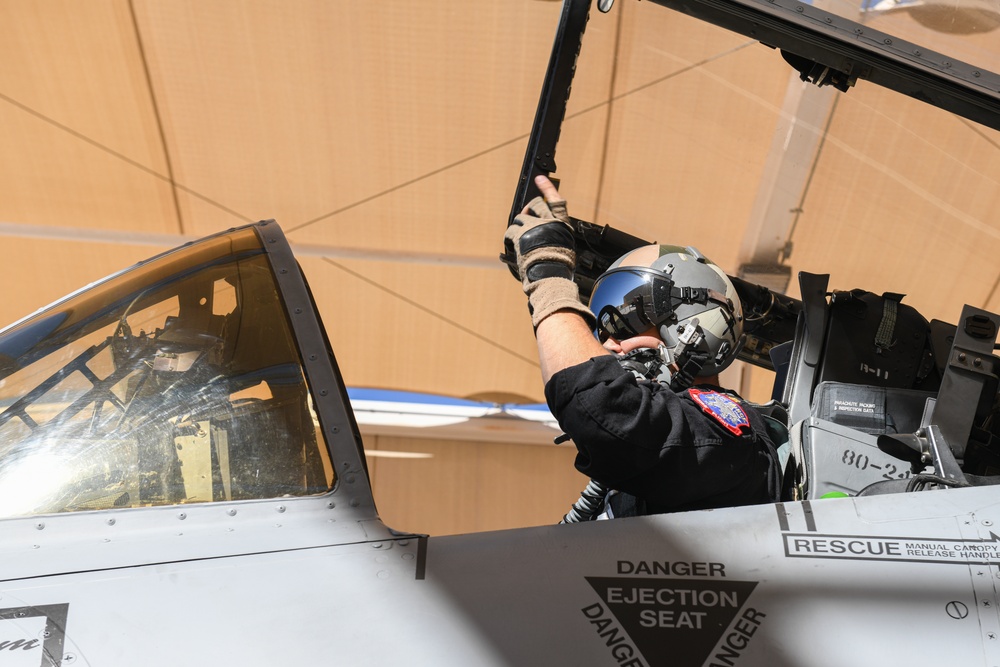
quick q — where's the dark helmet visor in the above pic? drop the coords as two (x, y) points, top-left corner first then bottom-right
(589, 268), (675, 342)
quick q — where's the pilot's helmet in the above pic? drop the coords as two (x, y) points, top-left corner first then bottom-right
(588, 244), (744, 376)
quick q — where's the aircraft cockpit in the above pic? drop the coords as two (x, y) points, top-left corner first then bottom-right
(0, 226), (334, 518)
(772, 276), (1000, 500)
(503, 0), (1000, 510)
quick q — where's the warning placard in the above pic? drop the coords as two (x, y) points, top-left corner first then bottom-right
(783, 532), (1000, 564)
(584, 577), (760, 667)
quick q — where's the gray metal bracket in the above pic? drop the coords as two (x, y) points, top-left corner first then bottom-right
(929, 306), (999, 462)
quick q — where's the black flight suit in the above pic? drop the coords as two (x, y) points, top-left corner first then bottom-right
(545, 355), (782, 515)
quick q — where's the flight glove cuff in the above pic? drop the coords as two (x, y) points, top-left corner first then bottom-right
(504, 195), (596, 331)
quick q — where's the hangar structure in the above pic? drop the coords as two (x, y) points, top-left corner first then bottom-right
(1, 0), (999, 533)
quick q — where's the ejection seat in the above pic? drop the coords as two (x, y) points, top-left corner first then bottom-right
(771, 273), (1000, 499)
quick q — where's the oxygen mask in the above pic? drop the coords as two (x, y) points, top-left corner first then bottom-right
(614, 316), (709, 391)
(616, 344), (674, 385)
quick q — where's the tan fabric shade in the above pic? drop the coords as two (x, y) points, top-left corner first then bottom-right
(2, 0), (999, 404)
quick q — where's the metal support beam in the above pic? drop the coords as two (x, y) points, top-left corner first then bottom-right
(737, 74), (837, 294)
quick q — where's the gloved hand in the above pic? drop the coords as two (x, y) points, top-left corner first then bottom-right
(504, 177), (596, 330)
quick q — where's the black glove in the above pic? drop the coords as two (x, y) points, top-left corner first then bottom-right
(504, 195), (596, 330)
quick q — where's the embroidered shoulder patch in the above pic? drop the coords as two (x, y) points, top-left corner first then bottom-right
(688, 388), (750, 436)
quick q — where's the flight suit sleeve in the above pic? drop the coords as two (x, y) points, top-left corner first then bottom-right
(545, 355), (776, 510)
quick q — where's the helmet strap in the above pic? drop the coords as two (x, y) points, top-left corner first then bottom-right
(669, 351), (708, 392)
(667, 316), (709, 392)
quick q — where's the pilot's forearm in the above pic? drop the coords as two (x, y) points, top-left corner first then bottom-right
(535, 309), (611, 383)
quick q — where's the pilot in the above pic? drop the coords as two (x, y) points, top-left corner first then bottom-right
(504, 175), (781, 517)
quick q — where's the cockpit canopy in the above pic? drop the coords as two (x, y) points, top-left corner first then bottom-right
(0, 226), (334, 518)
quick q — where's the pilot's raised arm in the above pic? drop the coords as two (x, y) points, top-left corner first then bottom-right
(504, 175), (781, 517)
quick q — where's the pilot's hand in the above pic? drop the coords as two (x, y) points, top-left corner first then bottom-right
(522, 175), (571, 225)
(505, 176), (574, 276)
(504, 176), (595, 331)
